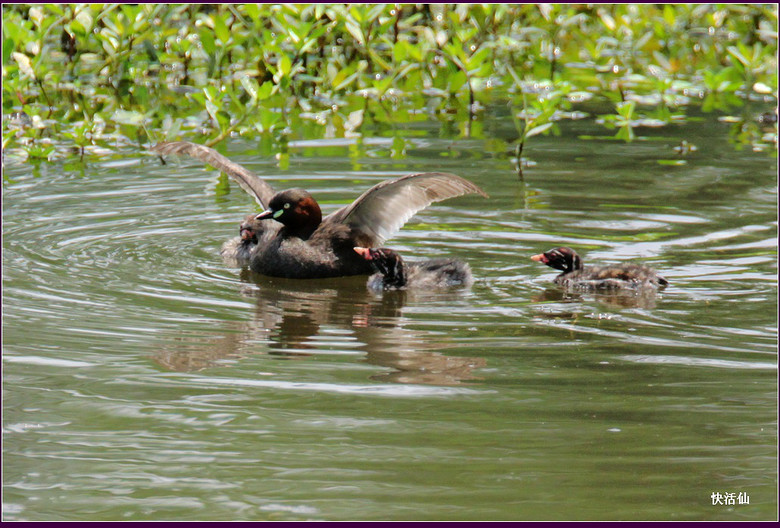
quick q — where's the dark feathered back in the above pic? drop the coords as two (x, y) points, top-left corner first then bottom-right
(533, 247), (668, 290)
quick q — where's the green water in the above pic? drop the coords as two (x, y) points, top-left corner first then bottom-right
(2, 108), (777, 521)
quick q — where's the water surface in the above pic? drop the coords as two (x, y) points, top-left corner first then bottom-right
(2, 108), (777, 521)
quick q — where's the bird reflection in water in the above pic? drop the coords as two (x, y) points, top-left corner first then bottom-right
(155, 270), (484, 386)
(531, 285), (663, 312)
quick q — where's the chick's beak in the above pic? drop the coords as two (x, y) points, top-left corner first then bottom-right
(353, 247), (372, 260)
(240, 226), (255, 241)
(531, 253), (548, 263)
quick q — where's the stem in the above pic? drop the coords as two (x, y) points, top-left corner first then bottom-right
(516, 141), (524, 180)
(37, 79), (53, 118)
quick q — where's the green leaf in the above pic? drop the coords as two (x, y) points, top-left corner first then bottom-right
(726, 45), (749, 68)
(373, 75), (394, 93)
(256, 81), (275, 100)
(368, 48), (391, 71)
(203, 85), (219, 102)
(396, 62), (419, 80)
(345, 109), (364, 133)
(331, 64), (354, 88)
(72, 7), (94, 36)
(467, 45), (492, 70)
(277, 54), (292, 77)
(47, 4), (65, 16)
(213, 15), (231, 44)
(244, 4), (261, 19)
(257, 108), (280, 132)
(205, 99), (220, 126)
(348, 6), (364, 24)
(111, 109), (145, 126)
(3, 38), (14, 65)
(199, 28), (216, 55)
(615, 125), (634, 142)
(448, 70), (468, 93)
(524, 122), (554, 138)
(161, 115), (183, 139)
(334, 71), (360, 90)
(615, 101), (636, 119)
(345, 20), (365, 46)
(240, 76), (259, 100)
(393, 40), (408, 62)
(12, 52), (35, 80)
(367, 4), (387, 21)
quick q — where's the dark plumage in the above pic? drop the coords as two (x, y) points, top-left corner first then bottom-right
(152, 141), (488, 279)
(354, 247), (473, 291)
(531, 247), (669, 290)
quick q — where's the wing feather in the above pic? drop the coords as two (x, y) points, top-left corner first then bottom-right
(151, 141), (275, 208)
(325, 172), (487, 247)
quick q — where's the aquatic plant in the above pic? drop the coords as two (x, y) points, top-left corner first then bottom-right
(2, 4), (776, 162)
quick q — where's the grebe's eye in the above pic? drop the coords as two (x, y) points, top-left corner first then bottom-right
(283, 203), (291, 209)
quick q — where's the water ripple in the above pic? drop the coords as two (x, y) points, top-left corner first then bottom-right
(2, 355), (96, 368)
(191, 376), (489, 397)
(620, 355), (777, 370)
